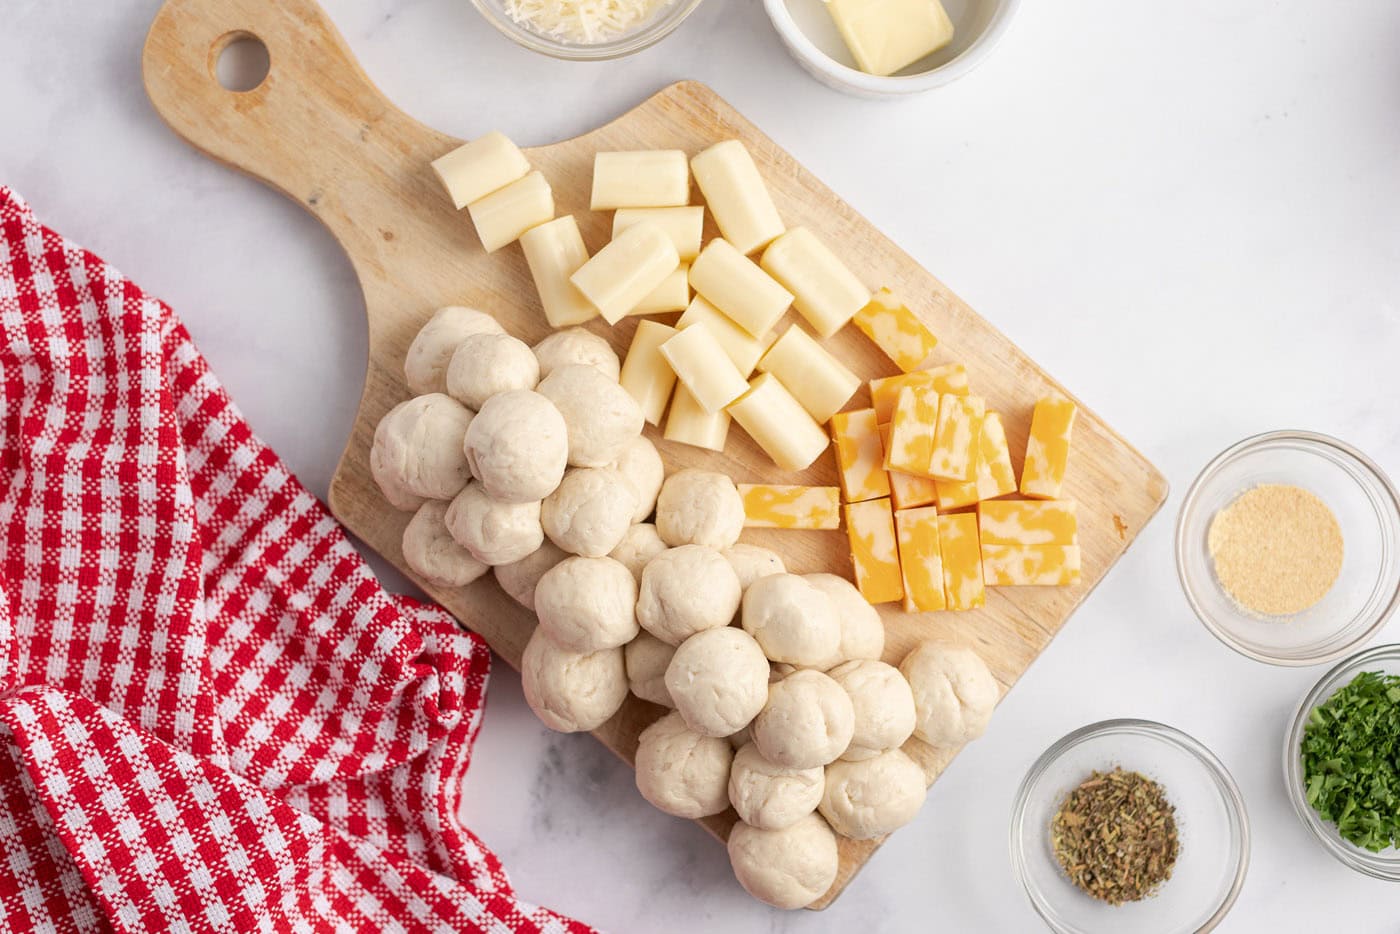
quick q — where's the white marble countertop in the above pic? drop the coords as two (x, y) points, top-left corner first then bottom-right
(5, 0), (1399, 929)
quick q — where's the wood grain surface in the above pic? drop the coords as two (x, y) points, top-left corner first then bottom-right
(143, 0), (1169, 910)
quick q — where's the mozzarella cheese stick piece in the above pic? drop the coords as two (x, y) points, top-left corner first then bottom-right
(1020, 395), (1078, 499)
(928, 393), (985, 482)
(676, 296), (773, 376)
(937, 513), (984, 610)
(660, 323), (750, 414)
(978, 500), (1078, 546)
(738, 484), (841, 530)
(431, 131), (530, 210)
(756, 324), (861, 424)
(467, 171), (554, 253)
(627, 264), (690, 316)
(760, 228), (871, 338)
(690, 140), (785, 255)
(853, 287), (938, 372)
(620, 320), (678, 425)
(727, 373), (829, 472)
(886, 385), (939, 477)
(981, 545), (1081, 587)
(590, 151), (690, 209)
(664, 384), (730, 452)
(519, 215), (596, 327)
(870, 363), (969, 423)
(976, 411), (1017, 502)
(895, 505), (945, 613)
(570, 222), (680, 324)
(845, 498), (904, 605)
(688, 239), (793, 339)
(613, 207), (704, 262)
(831, 409), (890, 504)
(879, 422), (937, 509)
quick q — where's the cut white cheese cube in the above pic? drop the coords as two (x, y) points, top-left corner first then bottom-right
(676, 296), (773, 376)
(664, 384), (730, 452)
(690, 140), (785, 255)
(627, 264), (690, 316)
(613, 207), (704, 262)
(756, 324), (861, 424)
(825, 0), (955, 78)
(591, 151), (690, 210)
(727, 373), (830, 472)
(659, 322), (750, 414)
(760, 227), (870, 338)
(620, 320), (678, 426)
(467, 171), (554, 253)
(570, 221), (680, 324)
(688, 238), (793, 339)
(519, 215), (596, 328)
(431, 131), (530, 210)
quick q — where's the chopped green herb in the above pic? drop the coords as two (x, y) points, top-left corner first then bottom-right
(1301, 670), (1400, 852)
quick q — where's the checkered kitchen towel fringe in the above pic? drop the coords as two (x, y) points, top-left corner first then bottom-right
(0, 188), (593, 933)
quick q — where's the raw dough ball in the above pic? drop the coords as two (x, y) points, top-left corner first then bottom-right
(827, 660), (916, 761)
(402, 500), (489, 588)
(444, 482), (543, 566)
(534, 556), (639, 652)
(728, 742), (824, 831)
(752, 670), (855, 770)
(446, 332), (539, 409)
(520, 627), (627, 733)
(634, 711), (733, 819)
(819, 749), (927, 840)
(805, 573), (884, 666)
(371, 394), (474, 502)
(608, 437), (665, 523)
(624, 631), (676, 707)
(404, 306), (503, 395)
(464, 390), (568, 504)
(654, 470), (744, 549)
(723, 544), (786, 591)
(537, 364), (644, 468)
(727, 813), (839, 910)
(636, 545), (741, 645)
(665, 628), (770, 737)
(899, 641), (999, 748)
(533, 327), (620, 381)
(741, 574), (841, 667)
(493, 541), (567, 611)
(609, 523), (668, 582)
(728, 724), (753, 749)
(541, 468), (636, 557)
(377, 471), (426, 513)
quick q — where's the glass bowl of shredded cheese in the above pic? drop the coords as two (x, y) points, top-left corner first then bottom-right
(1176, 430), (1400, 667)
(471, 0), (705, 59)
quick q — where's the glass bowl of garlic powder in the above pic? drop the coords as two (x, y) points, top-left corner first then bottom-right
(470, 0), (705, 60)
(1176, 430), (1400, 666)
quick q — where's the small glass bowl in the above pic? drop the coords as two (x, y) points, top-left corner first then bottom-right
(468, 0), (706, 60)
(1009, 720), (1250, 934)
(1283, 642), (1400, 880)
(1176, 430), (1400, 666)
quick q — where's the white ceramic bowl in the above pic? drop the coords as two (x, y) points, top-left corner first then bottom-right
(763, 0), (1021, 98)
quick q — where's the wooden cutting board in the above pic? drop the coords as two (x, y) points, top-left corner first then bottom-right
(143, 0), (1168, 910)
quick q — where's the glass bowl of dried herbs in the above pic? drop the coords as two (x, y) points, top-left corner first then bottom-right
(1285, 642), (1400, 879)
(1010, 719), (1250, 933)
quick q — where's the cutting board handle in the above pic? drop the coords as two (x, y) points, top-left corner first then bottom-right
(142, 0), (457, 247)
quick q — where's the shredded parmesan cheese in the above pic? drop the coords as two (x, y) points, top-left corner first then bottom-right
(504, 0), (672, 44)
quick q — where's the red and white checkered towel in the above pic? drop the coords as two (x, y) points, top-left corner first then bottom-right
(0, 187), (592, 933)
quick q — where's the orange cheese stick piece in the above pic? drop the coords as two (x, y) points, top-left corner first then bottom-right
(738, 484), (841, 530)
(937, 512), (984, 610)
(895, 506), (946, 612)
(831, 409), (891, 504)
(976, 411), (1017, 502)
(870, 363), (968, 423)
(928, 394), (985, 482)
(879, 422), (938, 509)
(885, 385), (939, 477)
(845, 498), (904, 605)
(978, 500), (1079, 545)
(981, 545), (1081, 586)
(853, 288), (939, 373)
(1020, 395), (1078, 499)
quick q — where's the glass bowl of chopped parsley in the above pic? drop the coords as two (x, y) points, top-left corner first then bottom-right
(1286, 642), (1400, 879)
(1010, 719), (1250, 933)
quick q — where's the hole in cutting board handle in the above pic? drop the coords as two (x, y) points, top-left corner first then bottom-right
(212, 32), (270, 93)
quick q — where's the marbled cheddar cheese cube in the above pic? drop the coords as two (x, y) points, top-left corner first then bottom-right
(739, 484), (841, 530)
(853, 288), (939, 373)
(978, 500), (1079, 546)
(895, 506), (945, 613)
(870, 363), (969, 423)
(934, 476), (980, 511)
(879, 422), (938, 509)
(981, 545), (1081, 587)
(929, 394), (985, 482)
(937, 513), (984, 610)
(831, 409), (890, 504)
(976, 411), (1017, 502)
(1020, 395), (1078, 499)
(845, 499), (904, 605)
(886, 385), (939, 477)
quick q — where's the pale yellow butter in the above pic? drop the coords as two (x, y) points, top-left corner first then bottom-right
(825, 0), (956, 78)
